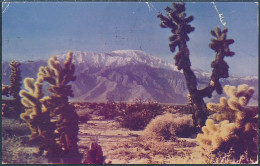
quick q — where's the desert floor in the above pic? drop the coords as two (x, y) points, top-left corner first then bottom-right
(77, 108), (201, 164)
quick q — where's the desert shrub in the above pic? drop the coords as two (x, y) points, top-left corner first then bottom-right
(197, 84), (258, 162)
(77, 109), (90, 123)
(88, 102), (99, 109)
(141, 139), (177, 157)
(2, 136), (49, 164)
(119, 100), (164, 130)
(1, 99), (15, 118)
(202, 150), (258, 164)
(2, 103), (7, 115)
(98, 98), (119, 119)
(143, 113), (194, 141)
(97, 96), (128, 119)
(2, 84), (11, 97)
(2, 117), (30, 138)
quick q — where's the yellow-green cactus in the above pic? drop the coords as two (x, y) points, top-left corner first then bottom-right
(197, 119), (237, 154)
(37, 51), (80, 163)
(197, 84), (258, 161)
(20, 77), (44, 121)
(207, 84), (256, 125)
(20, 75), (62, 162)
(20, 51), (80, 163)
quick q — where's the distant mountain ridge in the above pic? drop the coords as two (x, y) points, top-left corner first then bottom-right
(2, 50), (258, 105)
(56, 50), (178, 71)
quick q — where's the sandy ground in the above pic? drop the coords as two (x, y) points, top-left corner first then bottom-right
(77, 112), (200, 164)
(78, 113), (144, 163)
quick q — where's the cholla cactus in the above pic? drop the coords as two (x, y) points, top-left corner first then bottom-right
(209, 27), (234, 94)
(158, 3), (235, 129)
(2, 60), (22, 118)
(82, 142), (105, 164)
(157, 3), (194, 70)
(197, 119), (237, 156)
(9, 60), (22, 101)
(197, 84), (258, 161)
(37, 51), (80, 163)
(20, 76), (62, 162)
(20, 51), (80, 163)
(207, 84), (256, 124)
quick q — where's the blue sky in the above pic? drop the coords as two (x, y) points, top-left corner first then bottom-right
(2, 2), (258, 77)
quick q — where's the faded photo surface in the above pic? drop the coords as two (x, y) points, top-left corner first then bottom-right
(2, 2), (258, 164)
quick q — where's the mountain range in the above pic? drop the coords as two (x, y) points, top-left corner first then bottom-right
(2, 50), (258, 105)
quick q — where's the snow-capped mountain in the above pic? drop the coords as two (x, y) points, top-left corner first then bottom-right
(2, 50), (258, 105)
(56, 50), (178, 71)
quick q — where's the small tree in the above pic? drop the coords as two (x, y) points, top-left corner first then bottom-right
(157, 3), (234, 129)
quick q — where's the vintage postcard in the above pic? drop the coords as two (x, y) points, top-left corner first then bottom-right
(2, 1), (258, 164)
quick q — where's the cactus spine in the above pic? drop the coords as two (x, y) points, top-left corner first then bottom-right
(157, 3), (234, 129)
(20, 51), (80, 163)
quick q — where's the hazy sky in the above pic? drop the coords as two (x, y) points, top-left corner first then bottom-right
(2, 2), (258, 77)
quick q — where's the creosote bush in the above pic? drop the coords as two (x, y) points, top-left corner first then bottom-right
(94, 97), (165, 130)
(98, 96), (119, 119)
(197, 84), (258, 162)
(143, 113), (194, 141)
(119, 99), (164, 130)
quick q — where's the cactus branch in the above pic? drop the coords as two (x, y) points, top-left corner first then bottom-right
(158, 3), (234, 129)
